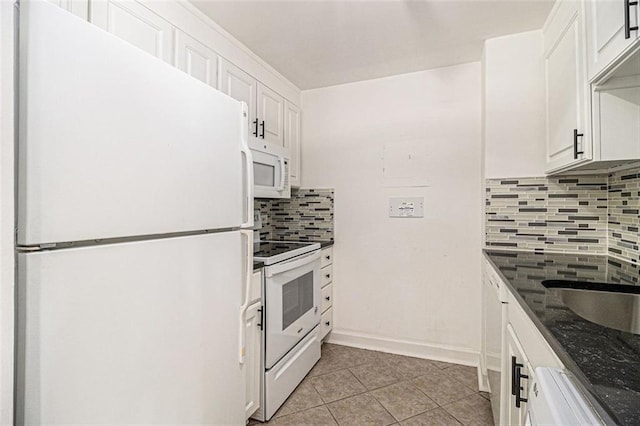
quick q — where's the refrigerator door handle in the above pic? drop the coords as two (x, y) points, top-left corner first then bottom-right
(240, 102), (254, 229)
(239, 229), (253, 364)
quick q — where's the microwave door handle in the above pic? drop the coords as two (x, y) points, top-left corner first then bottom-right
(277, 157), (286, 191)
(239, 103), (254, 229)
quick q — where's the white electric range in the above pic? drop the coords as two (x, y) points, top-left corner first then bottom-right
(253, 239), (322, 421)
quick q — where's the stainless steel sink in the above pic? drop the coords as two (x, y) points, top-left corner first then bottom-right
(543, 280), (640, 335)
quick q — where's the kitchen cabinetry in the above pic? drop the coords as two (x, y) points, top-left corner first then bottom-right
(320, 246), (333, 340)
(45, 0), (88, 20)
(91, 0), (174, 64)
(284, 101), (301, 187)
(544, 0), (591, 173)
(175, 29), (218, 89)
(505, 324), (531, 426)
(219, 59), (258, 138)
(220, 59), (285, 146)
(483, 258), (564, 425)
(257, 83), (285, 146)
(586, 0), (640, 81)
(245, 269), (263, 420)
(51, 0), (303, 185)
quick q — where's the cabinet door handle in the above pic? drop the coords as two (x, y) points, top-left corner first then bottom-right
(511, 356), (519, 396)
(573, 129), (584, 159)
(257, 307), (264, 331)
(325, 321), (331, 326)
(325, 274), (331, 279)
(252, 119), (258, 137)
(625, 0), (639, 39)
(325, 255), (331, 260)
(260, 120), (265, 139)
(325, 296), (331, 301)
(514, 365), (529, 408)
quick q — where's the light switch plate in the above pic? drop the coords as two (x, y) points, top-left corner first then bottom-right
(389, 197), (424, 218)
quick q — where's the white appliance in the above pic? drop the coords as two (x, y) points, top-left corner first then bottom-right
(253, 241), (322, 421)
(251, 140), (291, 199)
(15, 2), (253, 424)
(525, 368), (603, 425)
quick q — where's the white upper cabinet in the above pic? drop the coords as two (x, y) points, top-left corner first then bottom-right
(175, 30), (218, 89)
(544, 0), (591, 173)
(91, 0), (174, 64)
(586, 0), (640, 80)
(257, 83), (285, 147)
(220, 58), (259, 139)
(46, 0), (89, 20)
(284, 101), (301, 187)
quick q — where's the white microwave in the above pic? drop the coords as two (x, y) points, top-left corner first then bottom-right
(250, 140), (291, 199)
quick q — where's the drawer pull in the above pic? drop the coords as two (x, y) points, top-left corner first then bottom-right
(325, 296), (331, 301)
(325, 321), (331, 326)
(625, 0), (639, 39)
(325, 255), (331, 260)
(325, 274), (331, 278)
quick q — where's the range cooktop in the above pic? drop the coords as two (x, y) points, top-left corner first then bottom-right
(254, 241), (321, 265)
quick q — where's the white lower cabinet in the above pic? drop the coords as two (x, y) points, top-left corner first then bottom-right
(505, 324), (531, 426)
(319, 246), (334, 340)
(321, 308), (333, 340)
(245, 270), (263, 420)
(483, 259), (564, 425)
(244, 300), (262, 420)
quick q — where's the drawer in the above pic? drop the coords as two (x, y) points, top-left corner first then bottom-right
(321, 265), (333, 287)
(321, 283), (332, 313)
(320, 307), (333, 340)
(321, 247), (333, 268)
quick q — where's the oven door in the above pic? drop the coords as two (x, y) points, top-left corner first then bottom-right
(264, 250), (321, 369)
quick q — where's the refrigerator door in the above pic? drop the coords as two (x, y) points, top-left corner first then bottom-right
(18, 1), (249, 246)
(16, 232), (245, 424)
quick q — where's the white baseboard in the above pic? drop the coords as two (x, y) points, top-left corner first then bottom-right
(326, 330), (481, 368)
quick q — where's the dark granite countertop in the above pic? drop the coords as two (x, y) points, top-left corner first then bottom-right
(484, 249), (640, 425)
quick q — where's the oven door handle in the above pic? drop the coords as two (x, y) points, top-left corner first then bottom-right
(266, 250), (321, 277)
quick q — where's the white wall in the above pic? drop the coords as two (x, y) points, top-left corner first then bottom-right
(301, 63), (482, 364)
(484, 30), (546, 178)
(0, 1), (14, 423)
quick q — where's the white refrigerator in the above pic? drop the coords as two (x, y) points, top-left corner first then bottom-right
(15, 1), (253, 424)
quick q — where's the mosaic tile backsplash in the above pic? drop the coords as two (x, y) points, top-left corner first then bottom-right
(486, 166), (640, 264)
(256, 188), (334, 242)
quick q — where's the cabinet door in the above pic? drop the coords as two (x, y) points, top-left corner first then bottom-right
(175, 30), (218, 89)
(505, 324), (531, 426)
(257, 83), (285, 146)
(220, 59), (258, 138)
(245, 301), (262, 420)
(544, 0), (591, 172)
(284, 101), (301, 187)
(46, 0), (89, 20)
(587, 0), (640, 80)
(90, 0), (174, 64)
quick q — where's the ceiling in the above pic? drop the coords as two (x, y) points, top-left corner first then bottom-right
(191, 0), (554, 90)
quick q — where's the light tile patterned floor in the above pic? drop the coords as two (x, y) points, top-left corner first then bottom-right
(249, 343), (493, 426)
